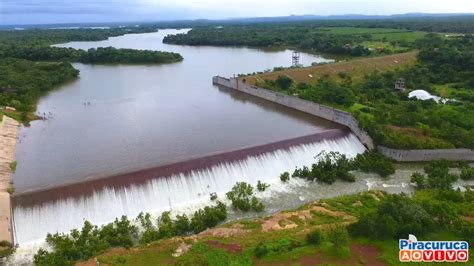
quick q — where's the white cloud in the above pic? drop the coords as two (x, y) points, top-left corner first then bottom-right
(1, 0), (473, 25)
(136, 0), (474, 16)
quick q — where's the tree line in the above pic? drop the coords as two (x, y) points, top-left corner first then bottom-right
(33, 178), (270, 265)
(29, 156), (474, 265)
(163, 26), (373, 56)
(155, 15), (474, 34)
(0, 46), (183, 64)
(0, 27), (183, 122)
(0, 59), (79, 119)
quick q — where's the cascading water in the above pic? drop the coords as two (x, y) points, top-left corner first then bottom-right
(13, 133), (365, 248)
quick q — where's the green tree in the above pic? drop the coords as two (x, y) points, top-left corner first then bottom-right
(226, 182), (265, 212)
(411, 172), (427, 189)
(256, 180), (270, 191)
(175, 214), (191, 235)
(460, 167), (474, 180)
(354, 151), (395, 177)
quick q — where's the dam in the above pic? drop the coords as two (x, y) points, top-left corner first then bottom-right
(10, 29), (369, 259)
(13, 130), (365, 244)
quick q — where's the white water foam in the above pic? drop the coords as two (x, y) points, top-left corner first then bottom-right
(11, 134), (365, 263)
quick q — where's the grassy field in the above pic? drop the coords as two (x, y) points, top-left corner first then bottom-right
(79, 191), (383, 266)
(317, 27), (427, 42)
(243, 51), (418, 85)
(371, 31), (427, 42)
(318, 27), (407, 34)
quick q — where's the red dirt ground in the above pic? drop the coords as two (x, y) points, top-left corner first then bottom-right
(207, 240), (243, 254)
(258, 243), (387, 266)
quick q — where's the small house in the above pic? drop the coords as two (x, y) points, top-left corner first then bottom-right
(394, 78), (406, 92)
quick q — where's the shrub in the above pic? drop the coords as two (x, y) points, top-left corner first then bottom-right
(35, 216), (138, 265)
(99, 216), (138, 248)
(461, 223), (474, 246)
(139, 228), (160, 245)
(175, 214), (191, 235)
(136, 212), (159, 244)
(9, 161), (17, 172)
(254, 242), (268, 258)
(136, 212), (153, 229)
(292, 166), (311, 178)
(254, 237), (301, 258)
(280, 172), (290, 182)
(35, 203), (228, 265)
(411, 160), (459, 190)
(251, 196), (265, 212)
(190, 201), (227, 233)
(268, 237), (301, 252)
(6, 185), (14, 194)
(354, 151), (395, 177)
(295, 151), (355, 184)
(275, 75), (293, 90)
(460, 167), (474, 180)
(226, 182), (264, 212)
(0, 241), (15, 259)
(411, 172), (426, 189)
(157, 211), (176, 239)
(306, 229), (323, 245)
(350, 194), (434, 239)
(328, 226), (349, 247)
(256, 180), (270, 192)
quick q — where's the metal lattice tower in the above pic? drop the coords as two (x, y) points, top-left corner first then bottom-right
(292, 51), (300, 67)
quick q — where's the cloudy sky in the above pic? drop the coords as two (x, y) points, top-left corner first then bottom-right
(1, 0), (473, 25)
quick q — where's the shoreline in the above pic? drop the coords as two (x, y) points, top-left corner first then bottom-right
(0, 115), (20, 244)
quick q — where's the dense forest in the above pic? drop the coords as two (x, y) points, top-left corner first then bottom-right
(0, 27), (157, 45)
(0, 59), (79, 120)
(163, 16), (474, 56)
(305, 16), (474, 34)
(0, 46), (183, 64)
(148, 15), (474, 33)
(256, 34), (474, 149)
(0, 27), (183, 64)
(164, 26), (377, 56)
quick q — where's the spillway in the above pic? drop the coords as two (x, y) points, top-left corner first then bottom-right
(12, 131), (365, 246)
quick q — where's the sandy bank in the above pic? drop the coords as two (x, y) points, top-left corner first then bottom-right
(0, 116), (20, 243)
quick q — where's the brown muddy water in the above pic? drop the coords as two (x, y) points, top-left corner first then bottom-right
(11, 29), (369, 254)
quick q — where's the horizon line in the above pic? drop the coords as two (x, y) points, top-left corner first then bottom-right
(2, 12), (474, 27)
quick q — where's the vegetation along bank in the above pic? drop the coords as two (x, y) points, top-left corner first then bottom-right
(239, 35), (474, 150)
(14, 154), (474, 265)
(0, 27), (183, 123)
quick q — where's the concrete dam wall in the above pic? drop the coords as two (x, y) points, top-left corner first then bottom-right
(13, 130), (366, 245)
(213, 76), (374, 149)
(213, 76), (474, 162)
(378, 146), (474, 162)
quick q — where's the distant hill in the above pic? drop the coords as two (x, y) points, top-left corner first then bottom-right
(1, 13), (474, 30)
(222, 13), (474, 23)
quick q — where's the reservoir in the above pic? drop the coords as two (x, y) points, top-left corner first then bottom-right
(14, 29), (336, 193)
(11, 29), (369, 249)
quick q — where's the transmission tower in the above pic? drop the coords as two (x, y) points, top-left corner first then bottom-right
(292, 51), (300, 67)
